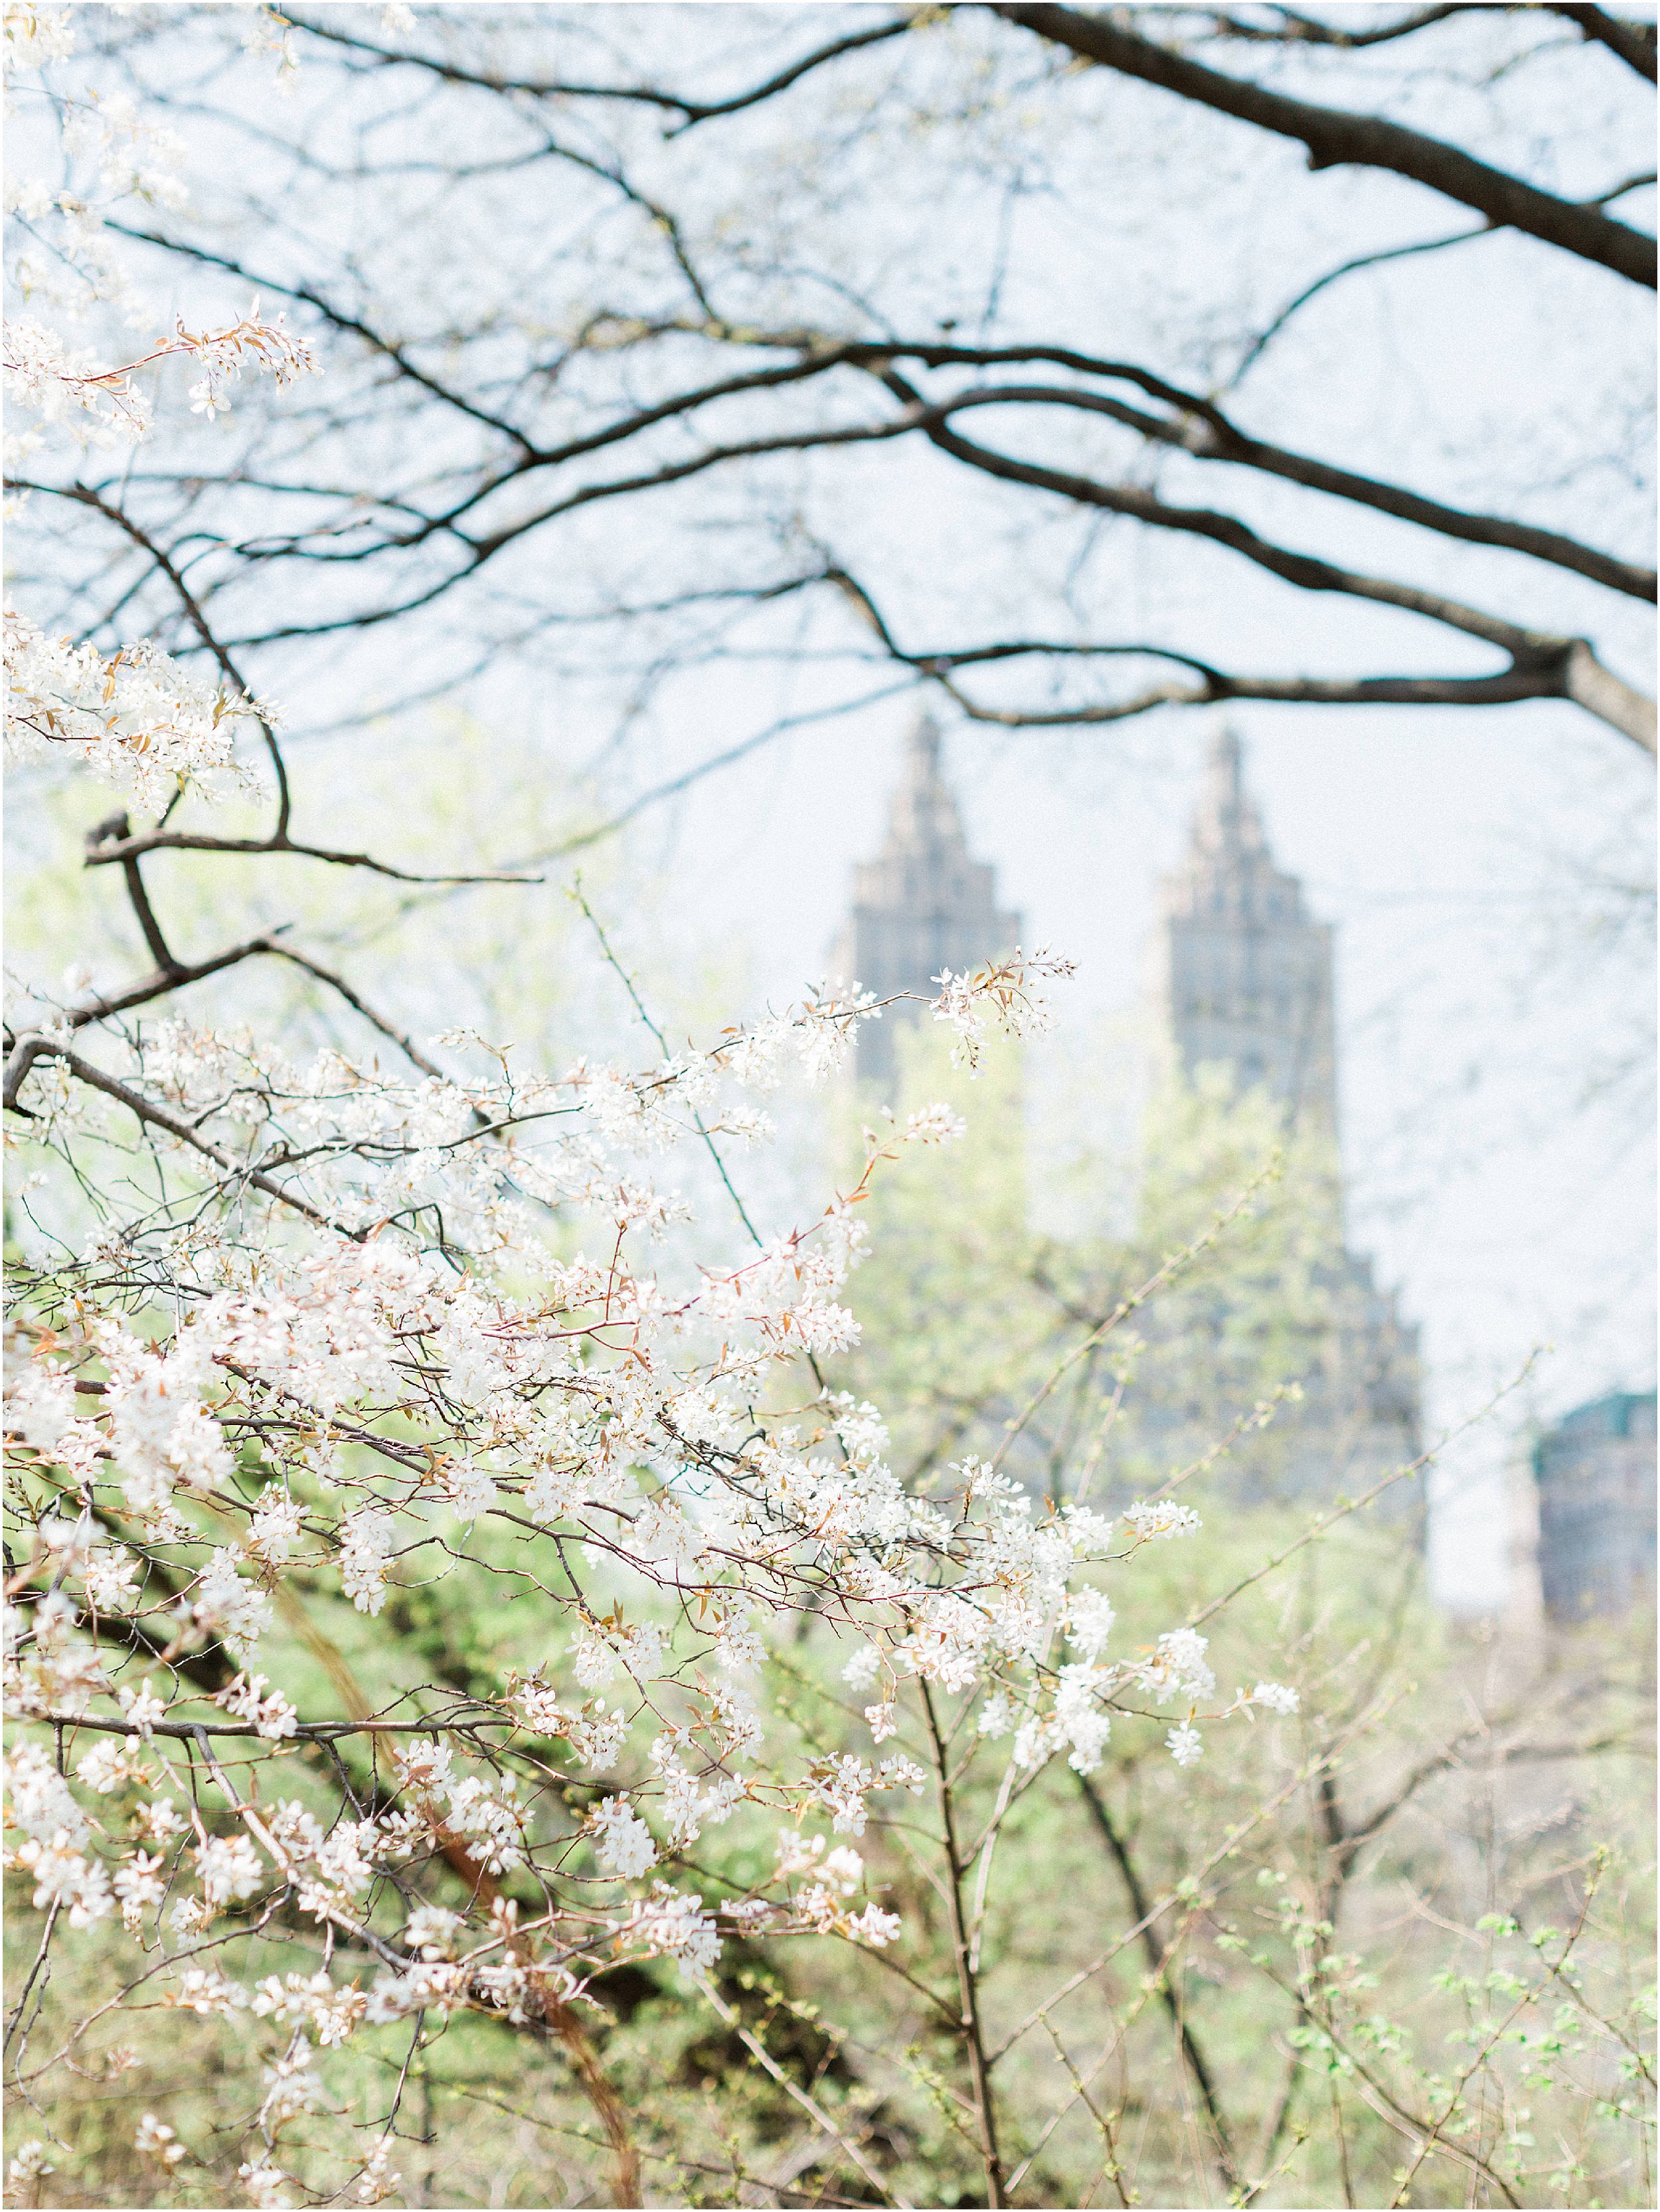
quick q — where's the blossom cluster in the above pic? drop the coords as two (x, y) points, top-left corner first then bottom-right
(3, 610), (273, 808)
(7, 4), (317, 450)
(4, 957), (1289, 2199)
(3, 301), (317, 444)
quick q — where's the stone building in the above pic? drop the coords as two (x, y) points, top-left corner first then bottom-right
(1147, 729), (1424, 1511)
(839, 717), (1422, 1513)
(1533, 1391), (1657, 1621)
(1153, 728), (1337, 1124)
(839, 714), (1021, 1090)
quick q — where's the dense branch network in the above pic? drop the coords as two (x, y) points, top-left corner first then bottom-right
(11, 1), (1643, 790)
(4, 13), (1652, 2206)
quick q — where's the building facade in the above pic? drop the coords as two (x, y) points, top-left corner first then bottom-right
(1533, 1392), (1657, 1621)
(1155, 729), (1337, 1125)
(840, 717), (1423, 1513)
(1149, 730), (1424, 1511)
(839, 715), (1021, 1090)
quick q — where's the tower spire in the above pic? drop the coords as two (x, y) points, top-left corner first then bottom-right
(1195, 727), (1263, 857)
(839, 712), (1021, 1088)
(1159, 730), (1335, 1124)
(911, 711), (943, 780)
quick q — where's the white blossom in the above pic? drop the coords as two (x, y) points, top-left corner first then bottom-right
(112, 1848), (166, 1933)
(1066, 1587), (1116, 1663)
(216, 1673), (299, 1740)
(1121, 1499), (1202, 1543)
(13, 1830), (114, 1924)
(193, 1831), (265, 1908)
(3, 611), (272, 808)
(588, 1794), (657, 1877)
(621, 1881), (721, 1976)
(1166, 1723), (1204, 1768)
(6, 2142), (55, 2191)
(338, 1507), (396, 1615)
(133, 2112), (185, 2168)
(238, 2157), (293, 2210)
(74, 1737), (147, 1792)
(1251, 1681), (1300, 1715)
(5, 1741), (88, 1843)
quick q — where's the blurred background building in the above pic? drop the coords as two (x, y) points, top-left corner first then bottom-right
(1152, 730), (1422, 1509)
(1533, 1391), (1657, 1622)
(843, 715), (1422, 1513)
(843, 717), (1656, 1606)
(1154, 728), (1335, 1122)
(837, 715), (1022, 1089)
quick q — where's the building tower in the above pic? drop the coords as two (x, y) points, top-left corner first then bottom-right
(1157, 728), (1337, 1125)
(1152, 729), (1424, 1509)
(841, 714), (1021, 1088)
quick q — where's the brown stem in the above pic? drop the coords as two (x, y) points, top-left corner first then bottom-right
(1074, 1771), (1240, 2193)
(2, 1033), (354, 1234)
(920, 1681), (1006, 2207)
(82, 811), (183, 976)
(428, 1826), (641, 2207)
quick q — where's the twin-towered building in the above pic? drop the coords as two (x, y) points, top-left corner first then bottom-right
(843, 711), (1422, 1516)
(846, 717), (1339, 1122)
(839, 716), (1653, 1611)
(1153, 729), (1424, 1512)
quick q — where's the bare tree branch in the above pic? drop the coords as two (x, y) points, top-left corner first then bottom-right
(875, 373), (1657, 600)
(1074, 1771), (1240, 2191)
(990, 3), (1657, 286)
(3, 1035), (355, 1234)
(1225, 222), (1493, 388)
(1192, 5), (1467, 49)
(280, 7), (922, 132)
(1544, 2), (1658, 80)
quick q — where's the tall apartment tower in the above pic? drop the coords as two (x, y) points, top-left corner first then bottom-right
(1153, 729), (1424, 1509)
(1157, 728), (1337, 1125)
(841, 714), (1021, 1089)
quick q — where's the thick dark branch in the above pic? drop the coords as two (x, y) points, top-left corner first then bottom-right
(84, 811), (183, 974)
(1545, 3), (1658, 78)
(66, 930), (282, 1029)
(468, 410), (927, 554)
(804, 333), (1649, 593)
(56, 481), (294, 836)
(189, 415), (940, 645)
(826, 558), (1657, 750)
(944, 662), (1624, 721)
(262, 301), (1640, 598)
(1193, 5), (1465, 48)
(991, 3), (1657, 286)
(60, 919), (446, 1080)
(888, 381), (1564, 655)
(258, 946), (448, 1078)
(76, 824), (540, 888)
(912, 379), (1657, 600)
(27, 1709), (511, 1743)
